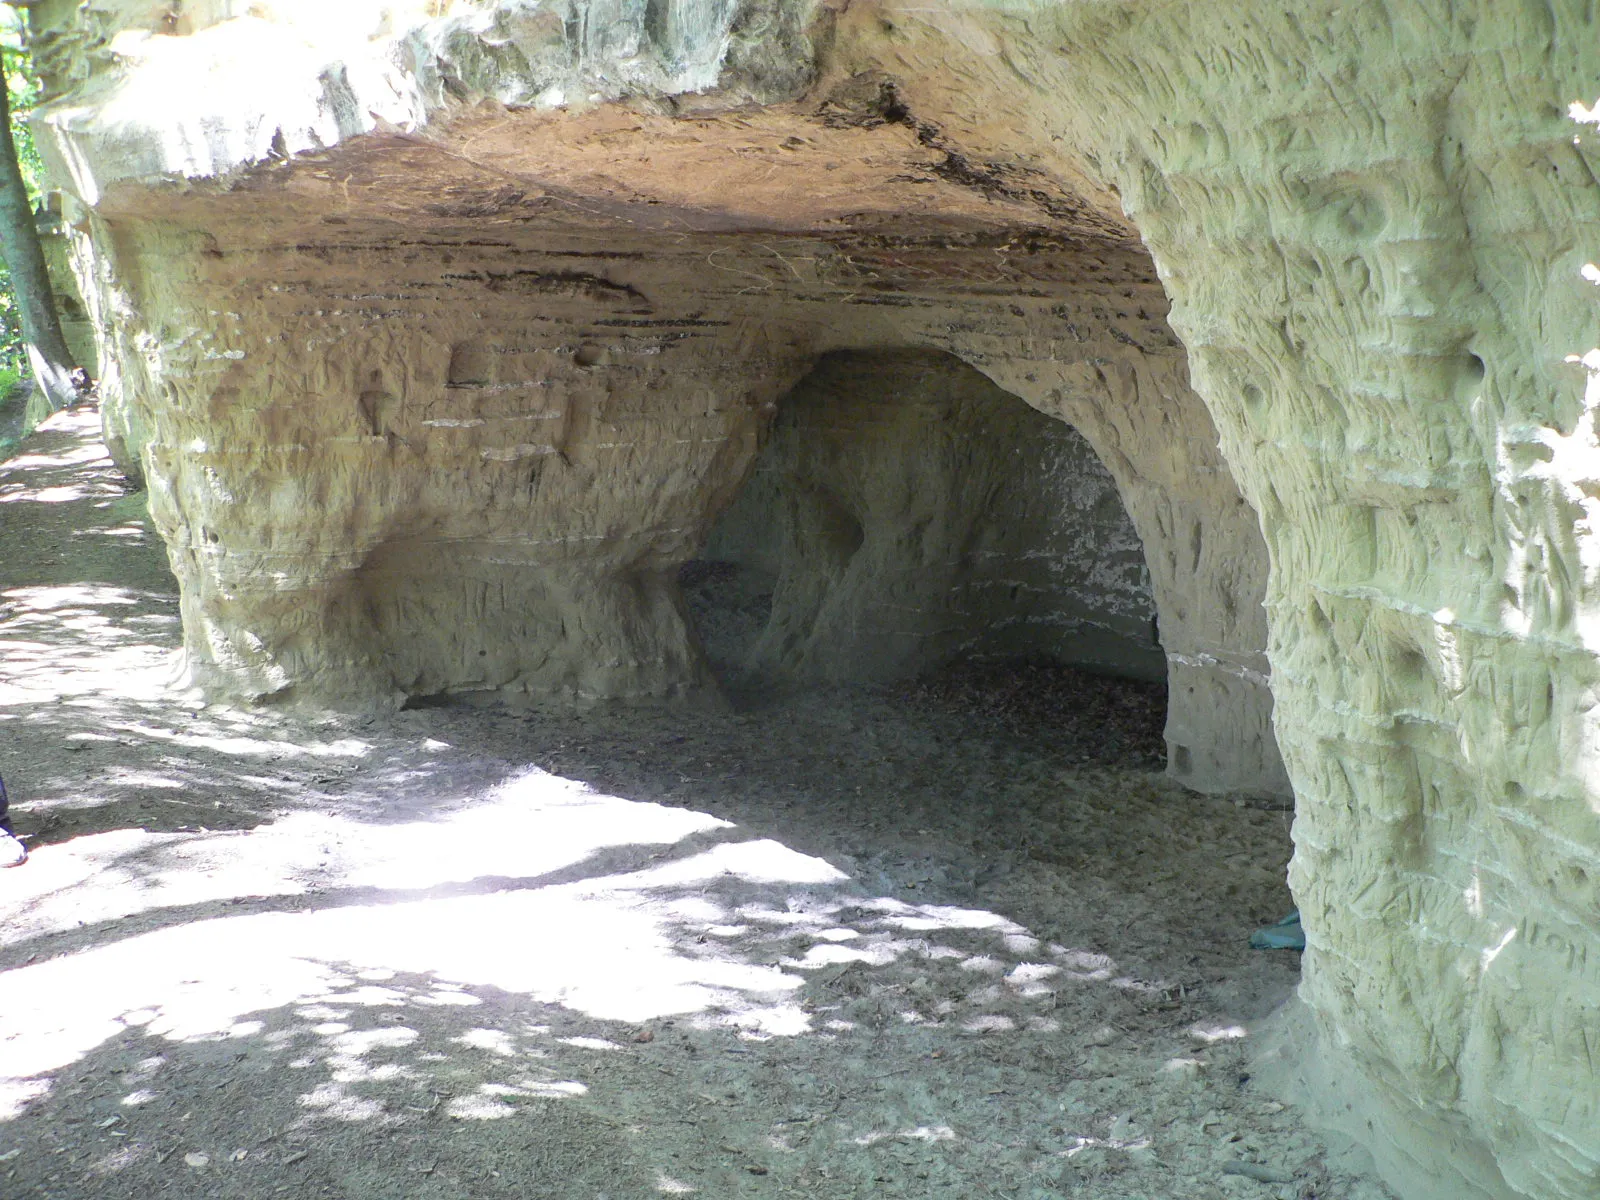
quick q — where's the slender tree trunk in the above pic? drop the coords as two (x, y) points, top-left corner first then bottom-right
(0, 50), (79, 409)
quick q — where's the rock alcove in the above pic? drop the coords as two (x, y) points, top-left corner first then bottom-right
(16, 2), (1600, 1198)
(683, 348), (1165, 691)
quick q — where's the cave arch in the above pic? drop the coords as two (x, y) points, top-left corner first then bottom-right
(685, 348), (1164, 691)
(681, 345), (1282, 800)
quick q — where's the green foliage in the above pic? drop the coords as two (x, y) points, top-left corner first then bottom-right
(0, 10), (44, 375)
(0, 273), (24, 372)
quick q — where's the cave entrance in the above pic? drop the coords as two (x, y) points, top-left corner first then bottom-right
(681, 348), (1166, 719)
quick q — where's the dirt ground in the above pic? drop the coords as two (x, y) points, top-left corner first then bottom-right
(0, 406), (1393, 1199)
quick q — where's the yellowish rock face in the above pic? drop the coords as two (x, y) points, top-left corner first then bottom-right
(26, 1), (1600, 1198)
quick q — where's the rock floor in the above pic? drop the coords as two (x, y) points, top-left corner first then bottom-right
(0, 407), (1394, 1198)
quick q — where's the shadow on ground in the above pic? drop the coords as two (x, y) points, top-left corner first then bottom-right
(0, 768), (1303, 1199)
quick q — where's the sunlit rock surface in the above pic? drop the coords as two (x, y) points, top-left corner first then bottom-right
(26, 1), (1600, 1197)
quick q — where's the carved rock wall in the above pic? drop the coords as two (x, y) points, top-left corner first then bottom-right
(73, 167), (1277, 789)
(699, 348), (1164, 685)
(830, 0), (1600, 1194)
(1057, 8), (1600, 1197)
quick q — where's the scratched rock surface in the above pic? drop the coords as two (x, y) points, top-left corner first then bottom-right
(28, 2), (1600, 1199)
(697, 348), (1164, 687)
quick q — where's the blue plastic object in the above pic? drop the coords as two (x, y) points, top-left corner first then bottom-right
(1249, 909), (1305, 950)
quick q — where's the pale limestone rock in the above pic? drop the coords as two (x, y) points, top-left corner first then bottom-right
(31, 2), (1600, 1198)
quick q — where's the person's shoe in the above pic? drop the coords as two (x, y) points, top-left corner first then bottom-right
(0, 829), (27, 867)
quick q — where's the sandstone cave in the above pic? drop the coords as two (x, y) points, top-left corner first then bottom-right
(0, 4), (1597, 1200)
(681, 347), (1167, 693)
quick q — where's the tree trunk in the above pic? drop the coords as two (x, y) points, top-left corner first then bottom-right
(0, 49), (79, 409)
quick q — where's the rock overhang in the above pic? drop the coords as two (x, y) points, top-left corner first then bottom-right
(28, 3), (1600, 1199)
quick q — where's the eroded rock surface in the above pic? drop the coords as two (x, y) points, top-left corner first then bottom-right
(696, 348), (1163, 685)
(25, 2), (1600, 1198)
(33, 77), (1279, 793)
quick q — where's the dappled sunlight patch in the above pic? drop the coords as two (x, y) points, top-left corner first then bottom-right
(298, 1081), (388, 1122)
(869, 901), (1026, 935)
(1006, 962), (1062, 999)
(0, 422), (114, 471)
(0, 1079), (49, 1121)
(1061, 1131), (1154, 1157)
(1189, 1021), (1248, 1043)
(0, 587), (178, 706)
(2, 445), (109, 473)
(295, 1004), (350, 1022)
(813, 926), (859, 942)
(447, 1092), (516, 1120)
(0, 672), (1246, 1198)
(0, 804), (850, 1098)
(457, 1028), (517, 1056)
(311, 985), (407, 1008)
(788, 942), (882, 968)
(681, 999), (815, 1039)
(735, 904), (828, 928)
(327, 1027), (418, 1058)
(2, 584), (147, 611)
(853, 1124), (956, 1148)
(735, 1003), (812, 1039)
(414, 989), (483, 1008)
(1, 828), (312, 945)
(0, 484), (104, 505)
(443, 1074), (593, 1120)
(75, 522), (149, 540)
(654, 895), (726, 925)
(1, 770), (736, 946)
(516, 1079), (587, 1098)
(94, 768), (186, 790)
(603, 836), (846, 892)
(342, 768), (731, 891)
(110, 720), (371, 760)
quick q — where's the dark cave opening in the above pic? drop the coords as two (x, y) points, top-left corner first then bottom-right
(680, 347), (1167, 748)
